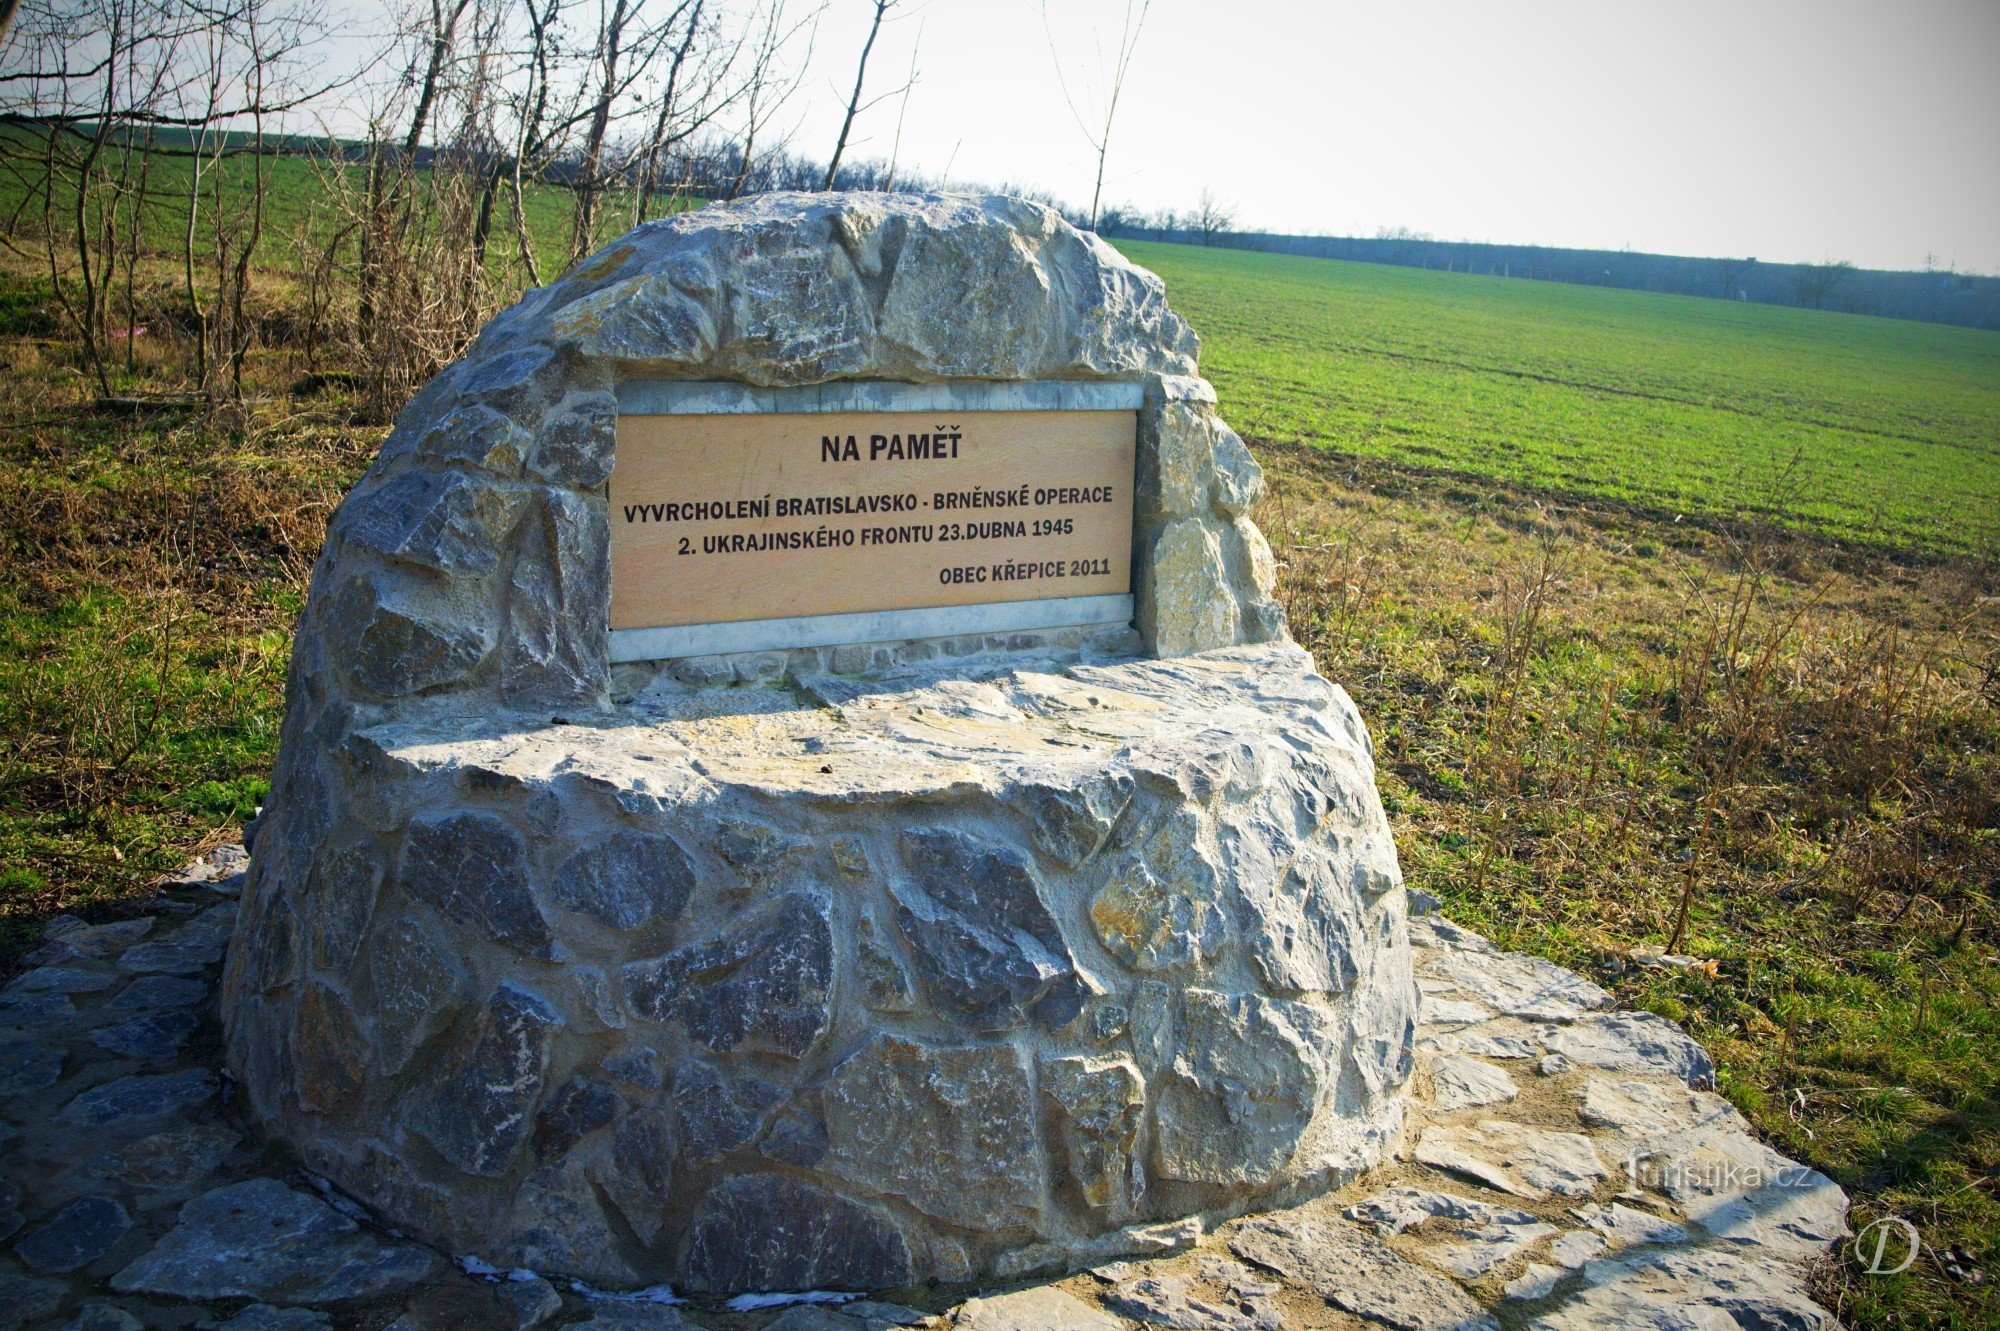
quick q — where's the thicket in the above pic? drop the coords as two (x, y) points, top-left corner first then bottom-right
(0, 0), (1085, 421)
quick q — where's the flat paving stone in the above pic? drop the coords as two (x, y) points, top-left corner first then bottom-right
(111, 1177), (437, 1304)
(1414, 1120), (1610, 1200)
(566, 1305), (687, 1329)
(1539, 1013), (1715, 1088)
(59, 1303), (146, 1331)
(5, 967), (119, 996)
(14, 1195), (134, 1273)
(1429, 1055), (1519, 1112)
(107, 975), (208, 1011)
(1231, 1205), (1498, 1331)
(951, 1288), (1126, 1331)
(1348, 1186), (1558, 1279)
(841, 1302), (936, 1328)
(1503, 1263), (1565, 1301)
(0, 1038), (64, 1095)
(88, 1009), (201, 1060)
(0, 991), (76, 1028)
(60, 1069), (216, 1130)
(495, 1273), (564, 1329)
(199, 1307), (333, 1330)
(89, 1122), (240, 1190)
(1104, 1273), (1276, 1331)
(25, 918), (153, 965)
(0, 1271), (69, 1328)
(1527, 1247), (1837, 1330)
(1571, 1202), (1691, 1250)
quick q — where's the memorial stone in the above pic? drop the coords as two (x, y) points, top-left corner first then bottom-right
(219, 192), (1418, 1291)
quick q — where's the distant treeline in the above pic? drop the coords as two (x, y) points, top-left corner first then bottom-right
(1099, 225), (2000, 331)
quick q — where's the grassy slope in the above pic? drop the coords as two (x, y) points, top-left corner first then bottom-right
(1121, 240), (2000, 557)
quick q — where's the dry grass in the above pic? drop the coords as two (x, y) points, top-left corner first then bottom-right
(1262, 441), (1999, 1327)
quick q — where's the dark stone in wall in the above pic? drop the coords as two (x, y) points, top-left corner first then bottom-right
(680, 1174), (911, 1293)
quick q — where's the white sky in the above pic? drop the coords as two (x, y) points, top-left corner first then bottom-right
(773, 0), (2000, 274)
(313, 0), (2000, 273)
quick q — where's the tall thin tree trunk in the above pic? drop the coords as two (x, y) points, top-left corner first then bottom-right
(823, 0), (890, 192)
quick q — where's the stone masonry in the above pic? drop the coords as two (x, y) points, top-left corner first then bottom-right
(1, 847), (1847, 1328)
(216, 194), (1414, 1290)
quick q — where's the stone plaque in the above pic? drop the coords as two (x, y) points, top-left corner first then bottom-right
(608, 381), (1139, 660)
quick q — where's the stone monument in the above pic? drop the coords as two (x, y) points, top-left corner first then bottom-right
(219, 193), (1417, 1293)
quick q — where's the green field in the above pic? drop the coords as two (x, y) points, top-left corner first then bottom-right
(1121, 240), (2000, 557)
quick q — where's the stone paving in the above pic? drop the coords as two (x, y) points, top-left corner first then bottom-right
(2, 848), (1847, 1329)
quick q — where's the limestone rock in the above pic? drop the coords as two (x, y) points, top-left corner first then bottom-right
(551, 830), (696, 932)
(536, 1076), (621, 1160)
(497, 1274), (563, 1330)
(61, 1070), (216, 1130)
(359, 913), (466, 1075)
(822, 1034), (1044, 1230)
(1041, 1054), (1145, 1213)
(1413, 1121), (1609, 1200)
(1104, 1275), (1274, 1331)
(1346, 1187), (1557, 1279)
(623, 892), (833, 1057)
(1430, 1055), (1519, 1112)
(672, 1061), (781, 1162)
(1230, 1206), (1497, 1331)
(1624, 1124), (1847, 1261)
(0, 1038), (63, 1095)
(15, 1196), (134, 1273)
(111, 1178), (435, 1303)
(90, 1008), (200, 1060)
(62, 1305), (148, 1331)
(7, 966), (117, 995)
(1529, 1248), (1838, 1330)
(892, 828), (1078, 1031)
(0, 1273), (67, 1329)
(400, 812), (553, 961)
(1150, 988), (1330, 1187)
(1504, 1264), (1566, 1301)
(509, 1155), (635, 1285)
(90, 1122), (240, 1191)
(334, 467), (527, 578)
(110, 974), (207, 1011)
(413, 982), (559, 1178)
(200, 1308), (330, 1331)
(950, 1288), (1125, 1331)
(1418, 941), (1613, 1021)
(1539, 1013), (1715, 1088)
(680, 1174), (911, 1293)
(1571, 1202), (1690, 1250)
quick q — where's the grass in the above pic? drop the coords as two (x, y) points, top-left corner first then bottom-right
(1123, 240), (2000, 558)
(0, 199), (1994, 1325)
(1256, 444), (1997, 1326)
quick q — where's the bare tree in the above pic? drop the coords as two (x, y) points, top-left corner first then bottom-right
(727, 0), (814, 200)
(1043, 0), (1147, 231)
(881, 13), (919, 190)
(821, 0), (908, 191)
(1791, 258), (1855, 311)
(1192, 187), (1233, 245)
(1709, 255), (1754, 300)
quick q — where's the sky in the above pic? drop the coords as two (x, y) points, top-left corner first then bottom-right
(764, 0), (2000, 274)
(308, 0), (2000, 274)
